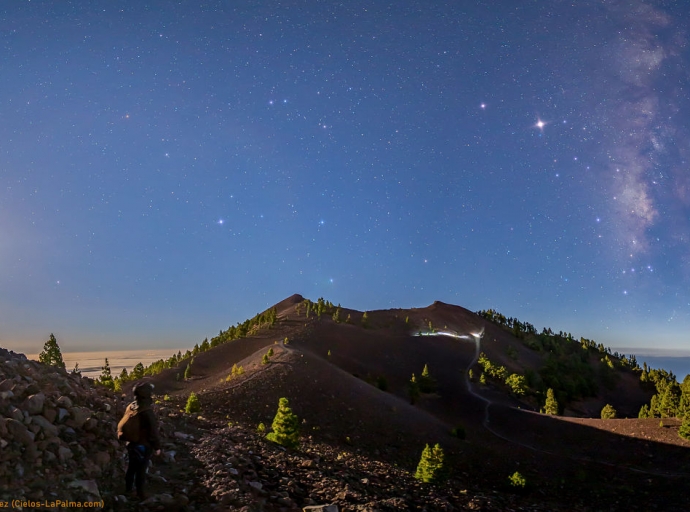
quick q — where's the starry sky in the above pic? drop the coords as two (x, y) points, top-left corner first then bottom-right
(2, 1), (690, 355)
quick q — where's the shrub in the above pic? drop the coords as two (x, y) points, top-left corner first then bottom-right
(679, 415), (690, 440)
(409, 374), (420, 404)
(185, 392), (201, 414)
(600, 404), (617, 419)
(266, 397), (300, 449)
(509, 471), (526, 488)
(638, 404), (651, 418)
(184, 363), (192, 380)
(226, 363), (245, 381)
(257, 422), (266, 433)
(262, 354), (270, 365)
(267, 347), (274, 357)
(505, 373), (528, 396)
(414, 443), (445, 483)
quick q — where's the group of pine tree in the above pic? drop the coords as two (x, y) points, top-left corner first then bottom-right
(477, 308), (690, 439)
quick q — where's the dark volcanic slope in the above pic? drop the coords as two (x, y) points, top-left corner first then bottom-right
(145, 297), (690, 510)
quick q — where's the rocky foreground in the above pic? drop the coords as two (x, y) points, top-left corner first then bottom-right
(0, 348), (542, 511)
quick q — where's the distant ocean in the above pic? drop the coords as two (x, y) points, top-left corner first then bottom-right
(26, 348), (181, 379)
(22, 349), (690, 383)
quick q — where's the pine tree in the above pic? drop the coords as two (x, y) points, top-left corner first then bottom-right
(414, 443), (445, 483)
(99, 358), (114, 390)
(131, 362), (145, 380)
(71, 362), (81, 376)
(38, 334), (66, 369)
(184, 363), (192, 379)
(267, 347), (274, 357)
(361, 311), (369, 327)
(542, 388), (558, 415)
(262, 353), (270, 365)
(185, 392), (201, 414)
(419, 364), (436, 393)
(266, 397), (300, 448)
(679, 414), (690, 441)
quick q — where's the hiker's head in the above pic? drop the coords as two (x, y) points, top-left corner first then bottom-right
(133, 382), (154, 399)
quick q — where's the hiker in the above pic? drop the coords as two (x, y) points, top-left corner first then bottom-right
(118, 382), (161, 499)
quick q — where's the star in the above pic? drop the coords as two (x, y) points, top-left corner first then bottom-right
(535, 118), (546, 131)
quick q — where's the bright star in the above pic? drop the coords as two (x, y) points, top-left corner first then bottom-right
(217, 219), (224, 225)
(535, 119), (546, 131)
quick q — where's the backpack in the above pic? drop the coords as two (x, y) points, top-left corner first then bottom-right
(117, 401), (149, 443)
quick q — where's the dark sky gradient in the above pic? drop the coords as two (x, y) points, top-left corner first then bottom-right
(2, 1), (690, 354)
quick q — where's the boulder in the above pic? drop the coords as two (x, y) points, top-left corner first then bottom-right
(30, 415), (59, 437)
(66, 406), (90, 428)
(23, 393), (45, 415)
(57, 408), (69, 423)
(68, 479), (101, 500)
(93, 451), (110, 468)
(6, 418), (35, 445)
(58, 446), (73, 463)
(56, 396), (73, 408)
(42, 407), (57, 424)
(83, 417), (98, 431)
(8, 406), (24, 422)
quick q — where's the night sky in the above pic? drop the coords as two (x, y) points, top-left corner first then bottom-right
(2, 1), (690, 354)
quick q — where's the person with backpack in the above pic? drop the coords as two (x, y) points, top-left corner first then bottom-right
(117, 381), (161, 499)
